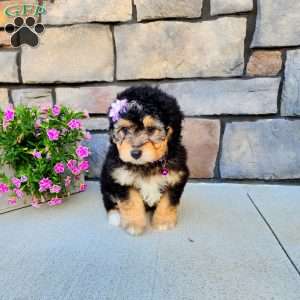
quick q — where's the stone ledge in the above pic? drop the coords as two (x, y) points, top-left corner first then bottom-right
(42, 0), (132, 24)
(56, 86), (125, 114)
(115, 17), (246, 80)
(160, 78), (280, 116)
(0, 51), (19, 83)
(21, 24), (114, 83)
(246, 51), (282, 77)
(0, 88), (9, 110)
(252, 0), (300, 47)
(11, 89), (53, 108)
(134, 0), (203, 21)
(84, 134), (110, 178)
(82, 118), (109, 131)
(210, 0), (253, 16)
(220, 120), (300, 179)
(55, 78), (280, 116)
(182, 119), (220, 178)
(281, 49), (300, 116)
(0, 31), (10, 48)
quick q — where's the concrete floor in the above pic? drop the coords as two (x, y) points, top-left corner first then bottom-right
(0, 182), (300, 300)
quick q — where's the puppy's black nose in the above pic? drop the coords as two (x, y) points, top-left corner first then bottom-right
(131, 149), (142, 160)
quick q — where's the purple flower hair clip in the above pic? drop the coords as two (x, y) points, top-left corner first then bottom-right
(109, 99), (129, 122)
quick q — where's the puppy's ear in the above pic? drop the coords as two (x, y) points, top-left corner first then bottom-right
(167, 127), (173, 139)
(110, 128), (124, 144)
(110, 129), (118, 144)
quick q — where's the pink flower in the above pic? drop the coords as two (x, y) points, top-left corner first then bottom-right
(48, 197), (63, 206)
(80, 183), (87, 192)
(68, 119), (82, 130)
(34, 119), (41, 129)
(52, 105), (61, 117)
(39, 178), (52, 192)
(109, 99), (128, 122)
(2, 105), (15, 129)
(54, 162), (65, 174)
(66, 160), (82, 176)
(14, 188), (23, 198)
(33, 150), (42, 159)
(50, 185), (61, 194)
(31, 201), (41, 208)
(20, 176), (28, 183)
(78, 160), (89, 171)
(2, 119), (8, 129)
(76, 145), (89, 159)
(0, 183), (9, 193)
(41, 104), (51, 113)
(47, 128), (60, 141)
(67, 160), (77, 170)
(8, 198), (17, 206)
(11, 177), (21, 188)
(31, 197), (40, 208)
(64, 176), (71, 187)
(71, 167), (81, 176)
(4, 105), (15, 122)
(84, 132), (92, 140)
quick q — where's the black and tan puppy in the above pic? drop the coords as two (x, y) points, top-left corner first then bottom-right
(100, 86), (189, 235)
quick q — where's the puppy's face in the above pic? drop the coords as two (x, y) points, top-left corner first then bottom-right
(112, 116), (172, 165)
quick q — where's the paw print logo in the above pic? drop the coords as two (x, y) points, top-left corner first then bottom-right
(5, 16), (45, 48)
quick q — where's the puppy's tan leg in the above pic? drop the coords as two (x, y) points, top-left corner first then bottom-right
(118, 188), (146, 236)
(152, 193), (177, 231)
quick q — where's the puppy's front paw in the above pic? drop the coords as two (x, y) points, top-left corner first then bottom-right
(152, 202), (177, 231)
(152, 219), (176, 231)
(108, 210), (121, 227)
(123, 223), (146, 236)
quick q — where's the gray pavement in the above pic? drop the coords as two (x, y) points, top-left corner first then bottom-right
(0, 182), (299, 300)
(246, 184), (300, 273)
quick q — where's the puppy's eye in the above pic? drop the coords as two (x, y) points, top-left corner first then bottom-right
(146, 127), (156, 135)
(120, 127), (129, 135)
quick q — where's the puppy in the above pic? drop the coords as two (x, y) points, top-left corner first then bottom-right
(100, 86), (189, 235)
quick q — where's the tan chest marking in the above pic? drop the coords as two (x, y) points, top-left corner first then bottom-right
(112, 167), (182, 207)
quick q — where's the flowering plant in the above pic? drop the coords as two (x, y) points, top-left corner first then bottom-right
(0, 104), (91, 208)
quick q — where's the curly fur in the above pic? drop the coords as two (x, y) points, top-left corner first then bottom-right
(100, 85), (189, 234)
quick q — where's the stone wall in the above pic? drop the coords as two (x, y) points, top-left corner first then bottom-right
(0, 0), (299, 182)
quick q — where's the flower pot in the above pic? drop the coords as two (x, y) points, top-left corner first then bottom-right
(0, 164), (86, 213)
(0, 164), (29, 213)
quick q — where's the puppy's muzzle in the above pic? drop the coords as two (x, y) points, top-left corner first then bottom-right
(131, 149), (142, 160)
